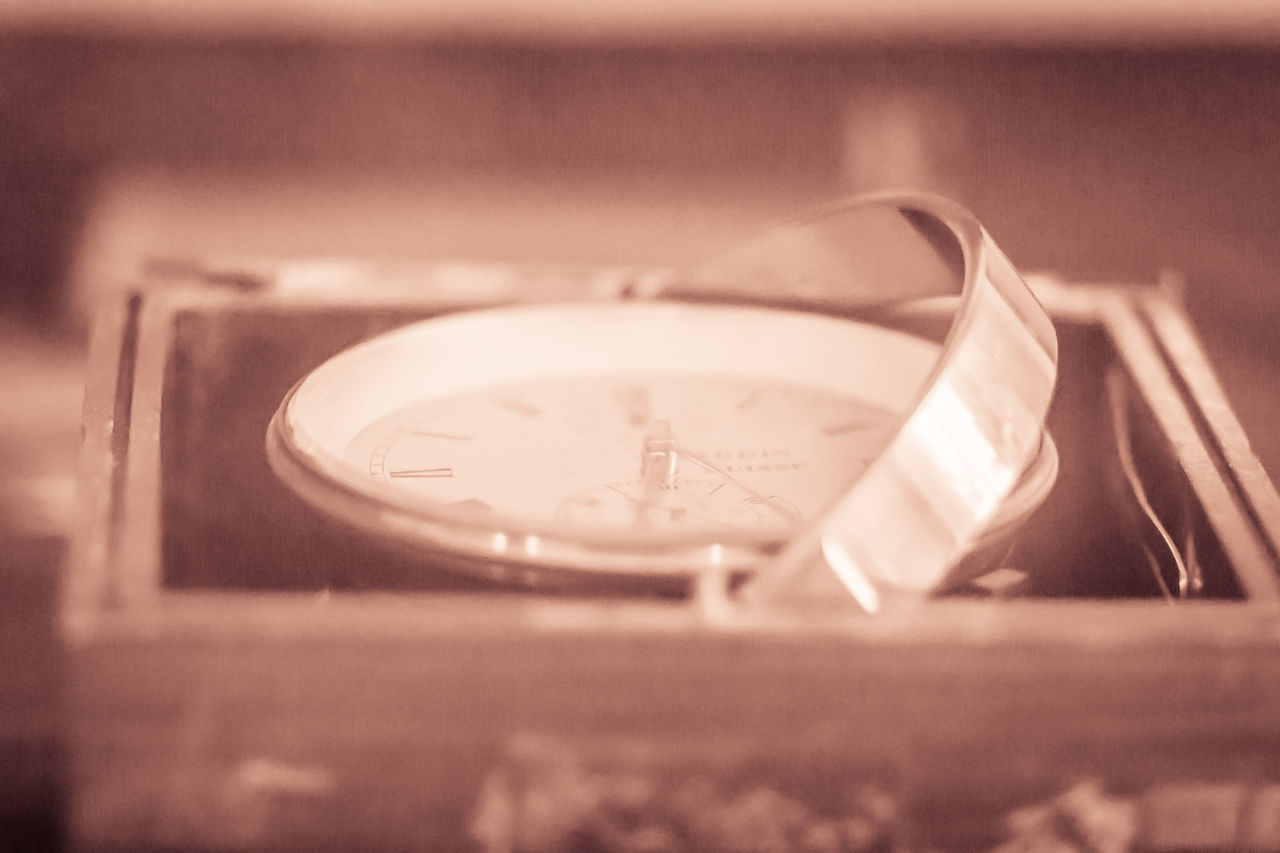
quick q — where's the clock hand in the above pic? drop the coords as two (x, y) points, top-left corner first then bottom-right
(671, 445), (798, 523)
(622, 384), (652, 427)
(604, 484), (740, 531)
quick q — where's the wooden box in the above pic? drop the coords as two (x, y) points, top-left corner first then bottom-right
(65, 261), (1280, 852)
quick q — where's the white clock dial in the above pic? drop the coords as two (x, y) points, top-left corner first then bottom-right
(266, 193), (1059, 604)
(268, 301), (939, 579)
(341, 373), (895, 537)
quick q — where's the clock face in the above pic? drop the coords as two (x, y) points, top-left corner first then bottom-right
(341, 372), (898, 539)
(262, 197), (1059, 600)
(269, 301), (940, 577)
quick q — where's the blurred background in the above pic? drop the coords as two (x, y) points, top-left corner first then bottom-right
(3, 1), (1280, 848)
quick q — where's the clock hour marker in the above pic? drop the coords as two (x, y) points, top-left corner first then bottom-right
(494, 398), (542, 418)
(450, 498), (492, 512)
(742, 493), (802, 521)
(821, 418), (873, 436)
(735, 390), (763, 411)
(388, 467), (454, 479)
(408, 430), (472, 442)
(618, 384), (651, 426)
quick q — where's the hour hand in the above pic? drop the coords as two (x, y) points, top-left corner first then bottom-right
(622, 384), (652, 428)
(673, 444), (798, 522)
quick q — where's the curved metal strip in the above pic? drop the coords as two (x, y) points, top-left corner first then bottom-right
(666, 194), (1059, 609)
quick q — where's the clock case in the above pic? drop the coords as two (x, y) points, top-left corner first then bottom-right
(65, 261), (1280, 851)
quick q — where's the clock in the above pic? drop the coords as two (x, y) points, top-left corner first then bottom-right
(266, 193), (1059, 611)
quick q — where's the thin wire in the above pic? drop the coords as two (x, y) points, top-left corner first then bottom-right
(1108, 372), (1185, 601)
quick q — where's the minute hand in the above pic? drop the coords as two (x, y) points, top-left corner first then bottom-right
(673, 446), (797, 522)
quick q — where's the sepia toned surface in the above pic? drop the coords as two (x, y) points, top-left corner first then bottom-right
(47, 266), (1276, 851)
(3, 8), (1280, 851)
